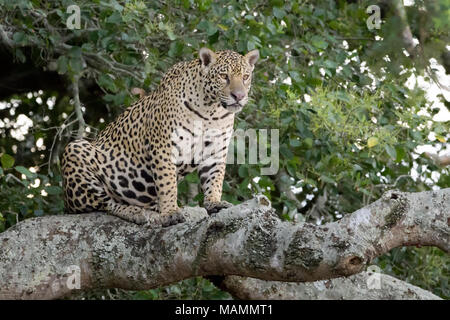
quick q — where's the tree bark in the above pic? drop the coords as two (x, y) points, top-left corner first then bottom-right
(0, 189), (448, 300)
(217, 273), (441, 300)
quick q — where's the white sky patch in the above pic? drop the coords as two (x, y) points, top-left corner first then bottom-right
(342, 40), (349, 50)
(46, 96), (56, 108)
(282, 77), (292, 85)
(291, 186), (303, 194)
(36, 137), (44, 148)
(404, 59), (450, 174)
(10, 114), (33, 141)
(319, 68), (326, 77)
(405, 59), (450, 122)
(30, 178), (40, 188)
(304, 94), (311, 102)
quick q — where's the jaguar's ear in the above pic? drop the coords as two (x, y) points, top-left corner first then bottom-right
(199, 47), (217, 67)
(245, 49), (259, 68)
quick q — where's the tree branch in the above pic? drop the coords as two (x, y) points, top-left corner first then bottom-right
(425, 152), (450, 167)
(390, 0), (418, 57)
(217, 273), (441, 300)
(0, 189), (448, 299)
(71, 74), (85, 139)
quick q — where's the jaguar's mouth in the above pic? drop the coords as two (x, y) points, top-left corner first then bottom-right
(221, 101), (243, 112)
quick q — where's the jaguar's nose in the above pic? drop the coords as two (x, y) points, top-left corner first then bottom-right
(230, 91), (245, 102)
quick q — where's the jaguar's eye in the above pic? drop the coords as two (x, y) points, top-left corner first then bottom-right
(220, 73), (228, 80)
(243, 74), (250, 81)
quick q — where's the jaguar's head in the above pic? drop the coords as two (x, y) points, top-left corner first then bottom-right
(199, 48), (259, 113)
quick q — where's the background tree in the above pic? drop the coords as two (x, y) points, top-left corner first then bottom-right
(0, 0), (448, 299)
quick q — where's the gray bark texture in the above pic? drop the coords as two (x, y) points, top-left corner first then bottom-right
(0, 189), (448, 300)
(219, 273), (441, 300)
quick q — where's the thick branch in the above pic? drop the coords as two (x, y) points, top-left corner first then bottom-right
(390, 0), (418, 57)
(0, 189), (448, 299)
(425, 152), (450, 167)
(218, 273), (441, 300)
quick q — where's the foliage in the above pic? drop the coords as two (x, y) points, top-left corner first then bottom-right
(0, 159), (63, 232)
(70, 277), (231, 300)
(375, 247), (449, 300)
(0, 0), (449, 299)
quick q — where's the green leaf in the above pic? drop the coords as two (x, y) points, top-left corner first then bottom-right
(107, 11), (122, 24)
(1, 154), (15, 169)
(385, 145), (397, 160)
(197, 20), (217, 36)
(69, 58), (83, 73)
(303, 138), (313, 149)
(324, 60), (337, 69)
(68, 46), (82, 59)
(15, 166), (34, 179)
(311, 35), (328, 49)
(185, 172), (200, 183)
(57, 55), (68, 74)
(167, 29), (177, 41)
(13, 32), (26, 45)
(168, 41), (184, 57)
(395, 146), (406, 162)
(192, 193), (204, 203)
(177, 179), (188, 194)
(320, 175), (335, 184)
(238, 165), (249, 178)
(289, 138), (301, 147)
(44, 186), (63, 195)
(98, 74), (117, 92)
(280, 144), (294, 158)
(273, 7), (285, 19)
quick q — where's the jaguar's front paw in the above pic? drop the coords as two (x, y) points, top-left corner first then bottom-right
(204, 200), (233, 215)
(145, 210), (186, 228)
(161, 211), (186, 227)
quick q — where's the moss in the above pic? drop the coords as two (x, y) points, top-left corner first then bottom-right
(285, 229), (323, 270)
(243, 217), (278, 271)
(383, 194), (409, 229)
(332, 239), (350, 251)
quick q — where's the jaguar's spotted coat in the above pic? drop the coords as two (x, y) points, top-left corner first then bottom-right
(61, 48), (259, 227)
